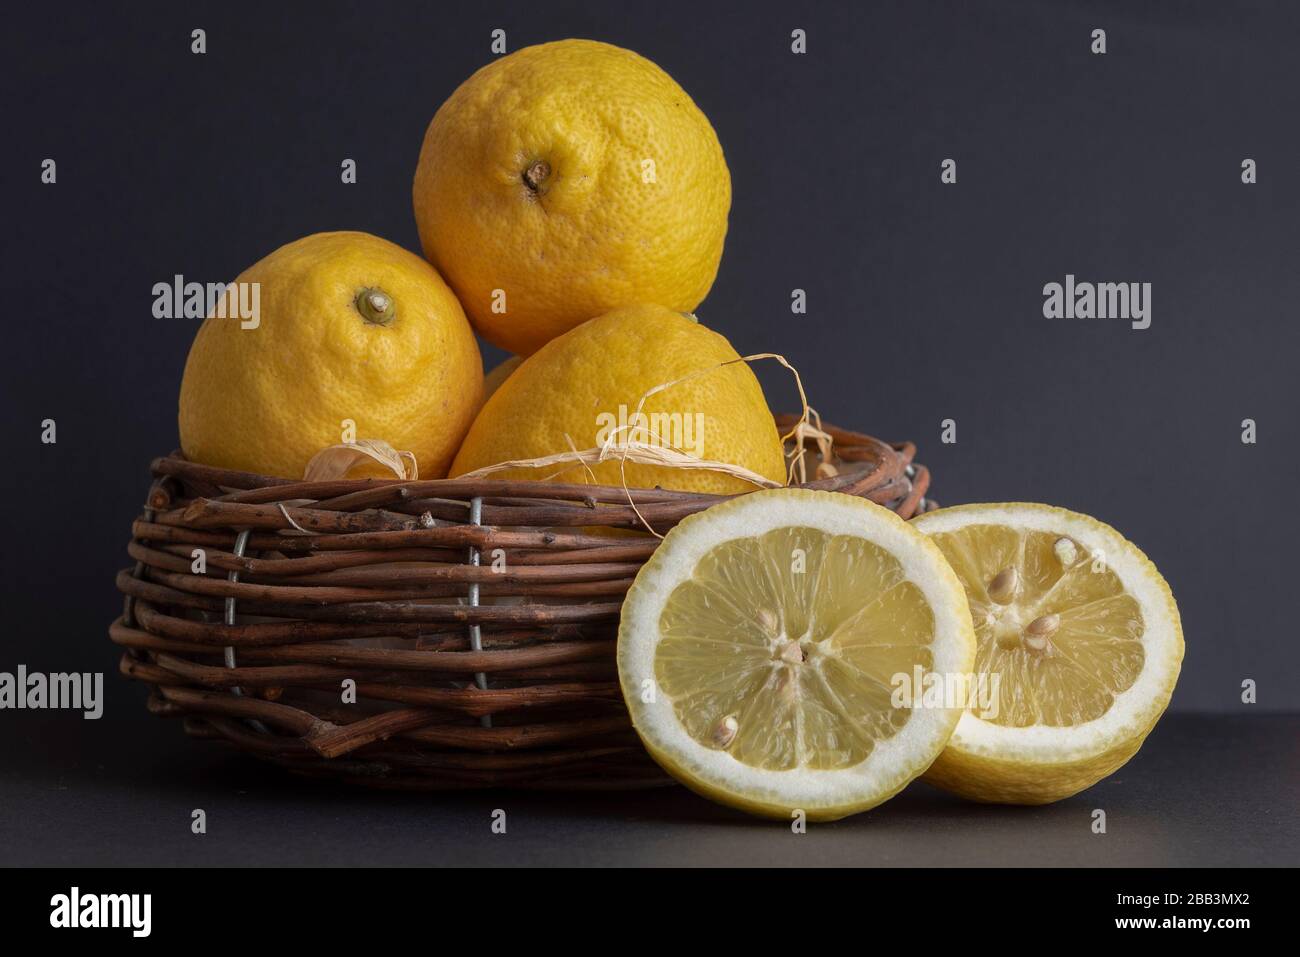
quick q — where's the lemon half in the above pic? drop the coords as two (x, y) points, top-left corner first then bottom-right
(913, 503), (1184, 804)
(618, 489), (975, 820)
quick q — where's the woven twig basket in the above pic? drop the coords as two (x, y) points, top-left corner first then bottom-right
(110, 417), (935, 790)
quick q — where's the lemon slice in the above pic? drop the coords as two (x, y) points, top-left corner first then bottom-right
(617, 489), (975, 820)
(913, 503), (1184, 804)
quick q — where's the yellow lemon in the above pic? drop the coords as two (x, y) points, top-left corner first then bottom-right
(481, 355), (523, 404)
(179, 231), (482, 480)
(913, 503), (1184, 804)
(618, 488), (976, 820)
(413, 39), (731, 356)
(450, 304), (785, 495)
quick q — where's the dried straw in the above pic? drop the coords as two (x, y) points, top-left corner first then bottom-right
(456, 352), (832, 535)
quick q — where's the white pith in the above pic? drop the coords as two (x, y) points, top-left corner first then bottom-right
(913, 503), (1183, 763)
(618, 490), (974, 811)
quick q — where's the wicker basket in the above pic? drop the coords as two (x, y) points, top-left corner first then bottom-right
(110, 418), (935, 790)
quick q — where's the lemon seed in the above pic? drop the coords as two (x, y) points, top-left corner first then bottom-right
(1024, 614), (1060, 650)
(988, 567), (1019, 605)
(1024, 624), (1056, 651)
(1053, 537), (1078, 566)
(709, 714), (739, 749)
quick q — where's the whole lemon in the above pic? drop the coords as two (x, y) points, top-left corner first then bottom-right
(481, 355), (523, 404)
(179, 231), (483, 479)
(413, 39), (732, 356)
(450, 304), (786, 495)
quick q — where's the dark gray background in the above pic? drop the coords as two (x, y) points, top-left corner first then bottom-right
(1, 1), (1296, 866)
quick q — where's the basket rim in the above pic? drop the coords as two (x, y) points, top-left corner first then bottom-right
(147, 418), (923, 508)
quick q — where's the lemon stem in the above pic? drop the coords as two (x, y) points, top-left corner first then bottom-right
(522, 159), (551, 192)
(355, 288), (395, 325)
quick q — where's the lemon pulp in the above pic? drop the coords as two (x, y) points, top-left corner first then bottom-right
(655, 526), (936, 771)
(928, 524), (1145, 728)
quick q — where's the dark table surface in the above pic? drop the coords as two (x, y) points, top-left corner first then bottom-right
(1, 712), (1294, 867)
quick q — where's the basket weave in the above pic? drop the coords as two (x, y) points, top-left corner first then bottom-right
(110, 417), (935, 790)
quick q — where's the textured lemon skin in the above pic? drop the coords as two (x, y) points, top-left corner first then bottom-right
(450, 305), (785, 495)
(914, 503), (1185, 805)
(922, 713), (1163, 805)
(617, 489), (976, 821)
(413, 39), (731, 356)
(481, 355), (523, 405)
(179, 231), (483, 480)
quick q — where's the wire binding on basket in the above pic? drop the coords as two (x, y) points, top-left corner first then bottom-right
(466, 497), (491, 729)
(222, 529), (269, 734)
(108, 420), (937, 790)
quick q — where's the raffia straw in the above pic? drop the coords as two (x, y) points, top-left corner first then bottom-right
(455, 436), (782, 488)
(457, 352), (831, 538)
(633, 353), (832, 487)
(788, 405), (835, 485)
(276, 502), (312, 534)
(302, 439), (418, 482)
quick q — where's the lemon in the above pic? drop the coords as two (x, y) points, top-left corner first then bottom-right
(179, 231), (482, 479)
(450, 304), (785, 496)
(413, 39), (731, 355)
(913, 503), (1184, 804)
(618, 489), (976, 820)
(481, 355), (523, 404)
